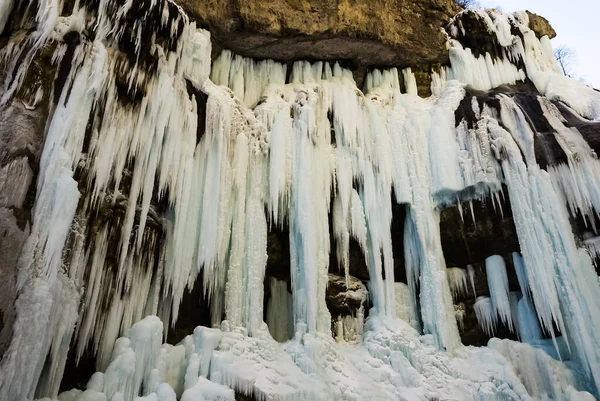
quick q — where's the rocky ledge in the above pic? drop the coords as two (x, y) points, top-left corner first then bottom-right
(177, 1), (557, 73)
(179, 0), (460, 68)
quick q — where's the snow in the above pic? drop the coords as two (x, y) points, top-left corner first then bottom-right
(181, 377), (234, 401)
(39, 314), (596, 401)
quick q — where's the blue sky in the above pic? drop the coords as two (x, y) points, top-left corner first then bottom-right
(479, 0), (599, 89)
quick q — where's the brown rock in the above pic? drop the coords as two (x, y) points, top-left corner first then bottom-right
(525, 11), (556, 39)
(326, 273), (368, 316)
(177, 0), (460, 68)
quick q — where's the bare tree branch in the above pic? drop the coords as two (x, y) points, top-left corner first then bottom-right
(455, 0), (482, 9)
(554, 45), (576, 77)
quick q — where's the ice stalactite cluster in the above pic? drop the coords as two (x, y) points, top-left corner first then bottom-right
(446, 267), (471, 298)
(0, 3), (600, 401)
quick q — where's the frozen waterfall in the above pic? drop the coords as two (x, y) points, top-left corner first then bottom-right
(0, 2), (599, 401)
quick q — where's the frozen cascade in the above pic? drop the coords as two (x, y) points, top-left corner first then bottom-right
(486, 98), (600, 393)
(539, 98), (600, 227)
(0, 2), (600, 401)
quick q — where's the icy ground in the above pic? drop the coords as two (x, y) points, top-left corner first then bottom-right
(37, 315), (595, 401)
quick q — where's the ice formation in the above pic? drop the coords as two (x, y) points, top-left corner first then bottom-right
(485, 255), (513, 331)
(474, 296), (497, 336)
(446, 267), (471, 298)
(0, 2), (599, 401)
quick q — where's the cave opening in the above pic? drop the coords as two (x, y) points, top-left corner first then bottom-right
(58, 346), (97, 394)
(439, 191), (522, 346)
(391, 200), (408, 285)
(167, 270), (215, 345)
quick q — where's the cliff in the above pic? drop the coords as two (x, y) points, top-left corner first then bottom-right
(3, 1), (600, 401)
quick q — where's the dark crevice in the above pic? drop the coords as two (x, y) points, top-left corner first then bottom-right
(168, 270), (214, 344)
(439, 192), (522, 346)
(391, 200), (407, 284)
(264, 224), (294, 342)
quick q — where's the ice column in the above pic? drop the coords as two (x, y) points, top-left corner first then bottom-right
(289, 87), (333, 334)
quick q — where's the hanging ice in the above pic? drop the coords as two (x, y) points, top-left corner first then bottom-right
(485, 255), (513, 331)
(446, 267), (471, 298)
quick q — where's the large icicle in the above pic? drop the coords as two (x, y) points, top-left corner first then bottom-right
(485, 255), (513, 331)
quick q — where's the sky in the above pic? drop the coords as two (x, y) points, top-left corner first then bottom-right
(479, 0), (600, 89)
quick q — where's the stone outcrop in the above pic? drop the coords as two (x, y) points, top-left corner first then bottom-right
(525, 11), (556, 39)
(326, 273), (368, 317)
(178, 0), (460, 68)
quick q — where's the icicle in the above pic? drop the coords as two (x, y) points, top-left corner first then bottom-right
(494, 190), (504, 218)
(468, 199), (476, 226)
(467, 264), (476, 298)
(485, 255), (513, 331)
(446, 267), (470, 298)
(454, 303), (466, 330)
(517, 297), (543, 343)
(474, 296), (497, 336)
(401, 68), (418, 96)
(512, 252), (530, 298)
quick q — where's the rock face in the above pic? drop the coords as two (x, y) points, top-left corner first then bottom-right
(0, 33), (57, 358)
(525, 11), (556, 39)
(179, 0), (460, 68)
